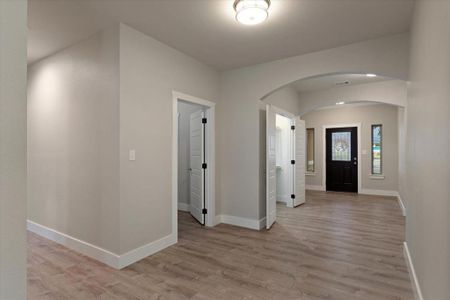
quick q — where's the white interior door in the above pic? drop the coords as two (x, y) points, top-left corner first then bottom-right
(293, 117), (306, 207)
(266, 105), (277, 229)
(189, 110), (205, 224)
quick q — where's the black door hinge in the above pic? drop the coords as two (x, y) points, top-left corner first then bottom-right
(291, 194), (296, 199)
(202, 208), (208, 214)
(202, 118), (207, 124)
(291, 125), (295, 130)
(291, 160), (296, 165)
(202, 163), (207, 169)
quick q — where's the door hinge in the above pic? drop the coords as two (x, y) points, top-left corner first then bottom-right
(291, 160), (296, 165)
(202, 163), (207, 169)
(202, 208), (208, 214)
(291, 125), (295, 130)
(291, 194), (296, 199)
(202, 118), (207, 124)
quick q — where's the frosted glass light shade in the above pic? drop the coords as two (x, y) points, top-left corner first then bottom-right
(234, 0), (270, 25)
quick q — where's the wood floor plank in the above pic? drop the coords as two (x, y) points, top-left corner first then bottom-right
(28, 191), (413, 299)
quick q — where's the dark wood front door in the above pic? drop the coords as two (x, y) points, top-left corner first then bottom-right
(326, 127), (358, 192)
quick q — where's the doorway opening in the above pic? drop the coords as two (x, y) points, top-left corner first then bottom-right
(266, 105), (306, 230)
(172, 92), (215, 230)
(323, 124), (361, 193)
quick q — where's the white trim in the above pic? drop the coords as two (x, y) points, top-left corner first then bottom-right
(305, 172), (316, 176)
(359, 188), (398, 197)
(271, 105), (296, 119)
(266, 104), (296, 212)
(322, 123), (362, 193)
(403, 242), (424, 300)
(369, 174), (385, 180)
(27, 220), (120, 269)
(397, 194), (406, 217)
(218, 215), (266, 230)
(27, 220), (177, 270)
(173, 91), (216, 228)
(306, 184), (326, 191)
(118, 233), (176, 269)
(178, 202), (190, 212)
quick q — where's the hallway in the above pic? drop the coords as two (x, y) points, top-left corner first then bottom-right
(27, 191), (412, 300)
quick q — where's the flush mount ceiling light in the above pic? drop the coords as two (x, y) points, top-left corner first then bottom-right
(234, 0), (271, 26)
(336, 101), (345, 105)
(366, 73), (377, 77)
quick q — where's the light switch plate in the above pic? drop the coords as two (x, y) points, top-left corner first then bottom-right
(129, 149), (136, 161)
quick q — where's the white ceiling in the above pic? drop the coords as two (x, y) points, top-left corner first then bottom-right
(291, 73), (391, 93)
(28, 0), (415, 70)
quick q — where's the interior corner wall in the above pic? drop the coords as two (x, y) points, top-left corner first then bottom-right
(406, 0), (450, 298)
(118, 24), (220, 254)
(397, 106), (407, 207)
(302, 104), (399, 192)
(27, 25), (121, 254)
(0, 0), (27, 298)
(264, 85), (301, 116)
(219, 33), (410, 222)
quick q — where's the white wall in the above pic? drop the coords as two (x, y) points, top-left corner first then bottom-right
(177, 101), (205, 207)
(406, 1), (450, 299)
(0, 0), (27, 298)
(275, 114), (292, 203)
(27, 23), (220, 265)
(297, 79), (407, 116)
(397, 106), (407, 208)
(302, 103), (399, 192)
(219, 33), (410, 223)
(264, 85), (301, 116)
(119, 24), (220, 254)
(27, 26), (121, 253)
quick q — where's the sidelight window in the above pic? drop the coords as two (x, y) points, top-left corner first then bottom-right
(306, 128), (315, 172)
(371, 124), (382, 175)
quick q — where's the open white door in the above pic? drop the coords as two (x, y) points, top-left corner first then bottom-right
(266, 105), (277, 229)
(189, 110), (205, 224)
(292, 117), (306, 207)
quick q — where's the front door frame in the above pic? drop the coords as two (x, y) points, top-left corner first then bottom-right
(172, 91), (216, 231)
(322, 123), (361, 193)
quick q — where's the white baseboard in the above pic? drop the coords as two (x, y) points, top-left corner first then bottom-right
(27, 220), (120, 269)
(359, 188), (399, 197)
(403, 242), (424, 300)
(178, 202), (190, 212)
(118, 233), (177, 269)
(397, 195), (406, 217)
(306, 184), (326, 191)
(217, 215), (266, 230)
(27, 220), (176, 270)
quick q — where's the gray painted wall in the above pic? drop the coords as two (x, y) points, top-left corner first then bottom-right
(119, 24), (220, 254)
(406, 0), (450, 298)
(220, 34), (410, 222)
(0, 0), (27, 298)
(263, 85), (301, 116)
(27, 26), (121, 253)
(302, 103), (399, 192)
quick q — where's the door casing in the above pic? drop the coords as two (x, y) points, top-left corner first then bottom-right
(172, 91), (216, 234)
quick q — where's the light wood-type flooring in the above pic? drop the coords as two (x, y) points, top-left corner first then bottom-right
(28, 191), (413, 299)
